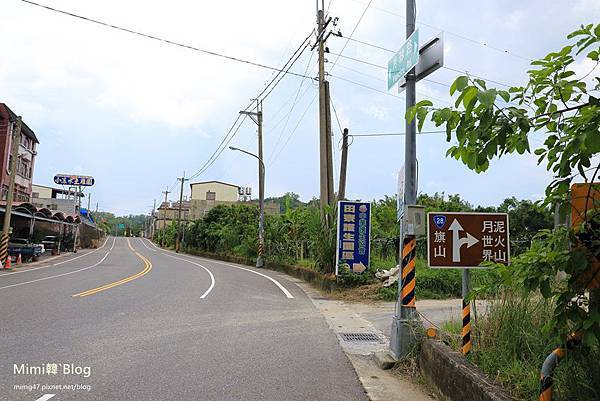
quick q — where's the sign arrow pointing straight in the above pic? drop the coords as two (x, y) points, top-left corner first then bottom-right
(35, 395), (56, 401)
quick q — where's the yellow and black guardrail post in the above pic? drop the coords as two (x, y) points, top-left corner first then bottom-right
(461, 298), (472, 355)
(461, 269), (472, 355)
(401, 236), (417, 307)
(539, 332), (582, 401)
(0, 233), (9, 269)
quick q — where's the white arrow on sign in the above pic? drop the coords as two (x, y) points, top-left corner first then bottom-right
(352, 262), (367, 274)
(449, 219), (479, 262)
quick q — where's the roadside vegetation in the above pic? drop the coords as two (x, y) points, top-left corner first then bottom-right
(410, 24), (600, 401)
(155, 191), (552, 302)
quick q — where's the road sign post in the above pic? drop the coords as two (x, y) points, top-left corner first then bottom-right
(336, 201), (371, 275)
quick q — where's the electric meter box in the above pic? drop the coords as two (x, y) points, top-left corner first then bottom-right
(404, 205), (426, 236)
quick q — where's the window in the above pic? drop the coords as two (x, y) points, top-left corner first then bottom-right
(32, 192), (39, 198)
(206, 191), (216, 201)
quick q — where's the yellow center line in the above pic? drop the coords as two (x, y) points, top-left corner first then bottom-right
(72, 239), (153, 298)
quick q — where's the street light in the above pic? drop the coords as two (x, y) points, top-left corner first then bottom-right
(229, 145), (265, 268)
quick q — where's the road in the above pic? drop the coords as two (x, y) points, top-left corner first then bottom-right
(0, 237), (367, 401)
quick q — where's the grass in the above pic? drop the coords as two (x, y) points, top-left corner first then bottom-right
(459, 293), (600, 401)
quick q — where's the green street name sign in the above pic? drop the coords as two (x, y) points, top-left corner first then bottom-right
(387, 29), (419, 90)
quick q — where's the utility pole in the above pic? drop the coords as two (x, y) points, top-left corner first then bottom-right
(239, 100), (265, 268)
(87, 192), (91, 212)
(0, 116), (22, 268)
(175, 174), (188, 253)
(390, 0), (419, 360)
(317, 0), (334, 218)
(151, 199), (156, 239)
(162, 187), (171, 204)
(338, 128), (349, 201)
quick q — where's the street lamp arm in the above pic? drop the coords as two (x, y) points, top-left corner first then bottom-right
(228, 146), (265, 171)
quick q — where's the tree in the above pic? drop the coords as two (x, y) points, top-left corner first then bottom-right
(410, 24), (600, 345)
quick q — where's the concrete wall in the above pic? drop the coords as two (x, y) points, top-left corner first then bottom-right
(190, 181), (239, 202)
(32, 184), (53, 199)
(419, 339), (512, 401)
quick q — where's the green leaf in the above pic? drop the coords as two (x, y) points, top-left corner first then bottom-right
(462, 87), (479, 109)
(405, 105), (418, 123)
(451, 76), (468, 96)
(584, 131), (600, 153)
(417, 107), (428, 132)
(498, 90), (510, 102)
(416, 99), (433, 108)
(477, 89), (497, 107)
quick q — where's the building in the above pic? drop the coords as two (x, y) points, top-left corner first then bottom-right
(156, 200), (191, 230)
(0, 104), (39, 202)
(31, 184), (84, 215)
(189, 180), (241, 220)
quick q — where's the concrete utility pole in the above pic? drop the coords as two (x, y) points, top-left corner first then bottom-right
(175, 174), (188, 253)
(151, 199), (156, 239)
(162, 187), (171, 204)
(390, 0), (419, 360)
(87, 192), (91, 212)
(0, 116), (22, 267)
(338, 128), (349, 201)
(239, 100), (266, 268)
(317, 0), (335, 217)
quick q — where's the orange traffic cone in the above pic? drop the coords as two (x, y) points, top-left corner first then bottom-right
(16, 253), (22, 265)
(5, 257), (11, 270)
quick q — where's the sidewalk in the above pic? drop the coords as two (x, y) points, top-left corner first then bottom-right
(276, 274), (437, 401)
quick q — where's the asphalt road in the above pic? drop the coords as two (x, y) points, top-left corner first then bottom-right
(0, 237), (368, 401)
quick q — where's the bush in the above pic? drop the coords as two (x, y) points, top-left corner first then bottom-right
(337, 264), (375, 288)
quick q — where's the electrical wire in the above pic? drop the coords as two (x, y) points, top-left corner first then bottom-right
(344, 0), (534, 62)
(350, 130), (446, 137)
(328, 0), (373, 73)
(20, 0), (314, 81)
(268, 94), (318, 167)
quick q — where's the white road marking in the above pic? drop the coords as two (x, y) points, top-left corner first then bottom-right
(109, 236), (117, 251)
(143, 238), (293, 298)
(0, 237), (110, 276)
(205, 259), (295, 299)
(139, 237), (156, 252)
(35, 395), (55, 401)
(161, 253), (215, 298)
(0, 252), (110, 291)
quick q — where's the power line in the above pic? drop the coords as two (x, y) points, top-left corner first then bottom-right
(330, 47), (517, 88)
(344, 0), (533, 62)
(350, 130), (446, 137)
(328, 0), (373, 73)
(20, 0), (314, 81)
(268, 94), (318, 167)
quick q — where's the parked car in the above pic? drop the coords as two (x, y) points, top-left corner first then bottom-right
(8, 238), (44, 262)
(42, 236), (61, 255)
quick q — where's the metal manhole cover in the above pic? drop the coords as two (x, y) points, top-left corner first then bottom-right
(339, 332), (382, 342)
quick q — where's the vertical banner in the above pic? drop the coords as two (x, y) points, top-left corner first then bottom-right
(336, 201), (371, 275)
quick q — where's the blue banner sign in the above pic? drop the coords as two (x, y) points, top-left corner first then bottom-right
(54, 174), (95, 187)
(336, 201), (371, 275)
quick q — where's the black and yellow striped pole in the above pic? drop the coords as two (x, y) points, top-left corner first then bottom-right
(462, 298), (472, 355)
(0, 233), (9, 270)
(539, 332), (582, 401)
(400, 236), (417, 308)
(461, 269), (472, 355)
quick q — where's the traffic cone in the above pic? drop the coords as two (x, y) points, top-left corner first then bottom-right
(16, 253), (22, 265)
(5, 257), (11, 270)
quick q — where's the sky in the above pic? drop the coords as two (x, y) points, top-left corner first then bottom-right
(1, 0), (598, 216)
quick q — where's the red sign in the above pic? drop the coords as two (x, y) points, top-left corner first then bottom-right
(427, 212), (510, 268)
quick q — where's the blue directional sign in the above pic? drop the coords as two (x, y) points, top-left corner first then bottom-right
(54, 174), (95, 187)
(336, 201), (371, 275)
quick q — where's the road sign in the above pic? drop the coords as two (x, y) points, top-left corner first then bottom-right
(387, 29), (419, 90)
(427, 212), (510, 268)
(571, 182), (600, 228)
(336, 201), (371, 275)
(118, 223), (126, 230)
(397, 33), (444, 92)
(397, 166), (405, 221)
(54, 174), (95, 187)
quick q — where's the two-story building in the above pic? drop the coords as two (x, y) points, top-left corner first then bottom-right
(189, 180), (241, 220)
(156, 200), (191, 230)
(0, 104), (39, 202)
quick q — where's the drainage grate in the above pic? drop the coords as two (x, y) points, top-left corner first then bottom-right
(339, 332), (382, 342)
